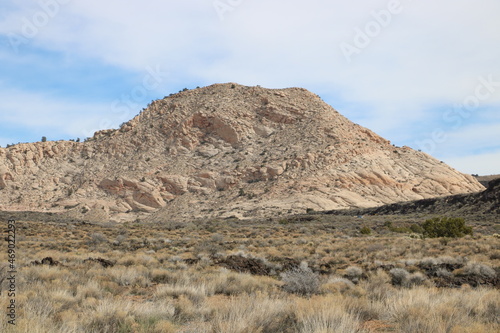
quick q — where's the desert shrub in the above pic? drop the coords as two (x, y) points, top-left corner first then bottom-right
(409, 224), (424, 234)
(404, 272), (427, 287)
(156, 284), (207, 305)
(384, 222), (417, 234)
(439, 237), (451, 246)
(151, 320), (177, 333)
(421, 217), (473, 238)
(389, 268), (427, 288)
(419, 256), (466, 268)
(296, 296), (365, 332)
(343, 297), (381, 322)
(281, 262), (320, 296)
(87, 232), (108, 246)
(461, 262), (497, 279)
(360, 226), (371, 235)
(489, 251), (500, 260)
(391, 226), (412, 233)
(194, 240), (222, 257)
(114, 234), (127, 245)
(393, 305), (443, 333)
(213, 271), (277, 296)
(211, 294), (296, 333)
(344, 266), (363, 283)
(76, 280), (103, 300)
(389, 268), (409, 286)
(321, 277), (355, 294)
(173, 295), (201, 323)
(151, 269), (173, 284)
(383, 221), (393, 228)
(435, 268), (453, 278)
(84, 301), (132, 333)
(109, 266), (151, 287)
(364, 270), (394, 301)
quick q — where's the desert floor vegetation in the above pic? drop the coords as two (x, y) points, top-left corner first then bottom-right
(0, 214), (498, 332)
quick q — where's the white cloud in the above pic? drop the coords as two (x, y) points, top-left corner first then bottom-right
(444, 150), (500, 176)
(0, 88), (117, 142)
(0, 0), (499, 173)
(4, 1), (500, 104)
(434, 123), (500, 156)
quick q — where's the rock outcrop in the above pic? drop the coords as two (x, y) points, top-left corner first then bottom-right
(0, 83), (485, 222)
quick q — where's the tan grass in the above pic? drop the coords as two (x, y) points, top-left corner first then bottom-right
(0, 218), (497, 332)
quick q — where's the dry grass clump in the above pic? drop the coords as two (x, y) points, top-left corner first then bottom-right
(459, 262), (497, 279)
(108, 265), (152, 287)
(82, 299), (176, 333)
(320, 276), (356, 295)
(209, 294), (296, 333)
(213, 269), (278, 296)
(295, 295), (366, 332)
(362, 269), (395, 301)
(388, 287), (500, 333)
(389, 268), (429, 288)
(281, 262), (320, 296)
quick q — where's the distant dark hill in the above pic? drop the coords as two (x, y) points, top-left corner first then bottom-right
(474, 174), (500, 187)
(324, 178), (500, 217)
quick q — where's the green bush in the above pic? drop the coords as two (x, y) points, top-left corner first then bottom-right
(390, 226), (412, 233)
(409, 224), (424, 234)
(383, 221), (393, 228)
(421, 217), (473, 238)
(360, 226), (371, 235)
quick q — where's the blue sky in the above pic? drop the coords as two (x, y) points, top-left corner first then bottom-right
(0, 0), (499, 175)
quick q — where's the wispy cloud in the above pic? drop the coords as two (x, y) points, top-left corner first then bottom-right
(0, 0), (499, 174)
(0, 88), (111, 144)
(444, 150), (500, 175)
(436, 122), (500, 156)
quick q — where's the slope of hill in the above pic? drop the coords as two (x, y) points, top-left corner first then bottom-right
(324, 178), (499, 217)
(0, 83), (485, 222)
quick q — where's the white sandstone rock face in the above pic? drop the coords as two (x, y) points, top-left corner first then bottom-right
(0, 83), (484, 222)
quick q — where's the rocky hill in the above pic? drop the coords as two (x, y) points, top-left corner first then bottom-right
(0, 83), (484, 222)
